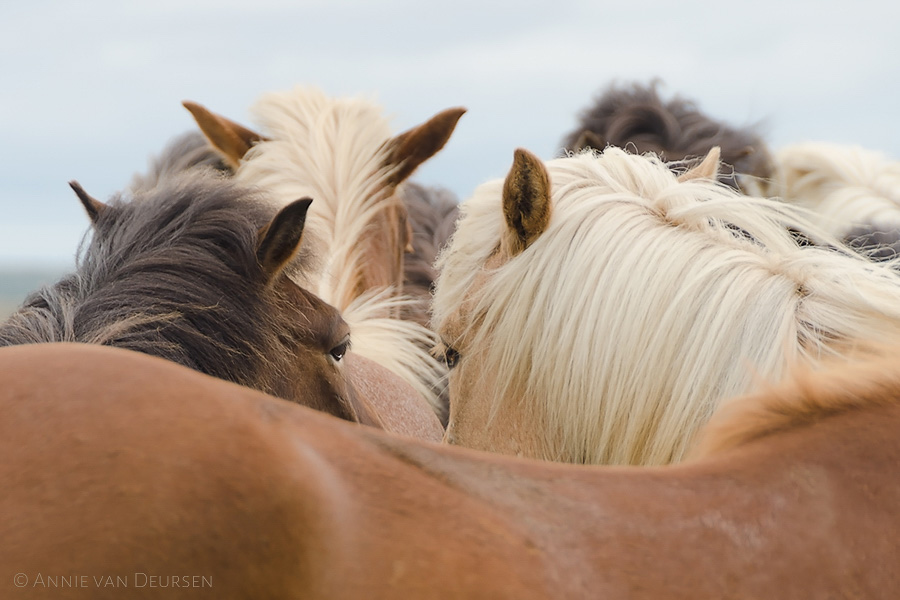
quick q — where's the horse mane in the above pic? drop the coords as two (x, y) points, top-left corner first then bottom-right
(129, 131), (233, 193)
(772, 142), (900, 254)
(560, 81), (773, 194)
(234, 86), (447, 413)
(688, 346), (900, 459)
(0, 174), (313, 397)
(433, 147), (900, 465)
(399, 181), (459, 325)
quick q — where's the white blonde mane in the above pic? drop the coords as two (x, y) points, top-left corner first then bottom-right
(772, 142), (900, 237)
(433, 148), (900, 465)
(235, 87), (445, 412)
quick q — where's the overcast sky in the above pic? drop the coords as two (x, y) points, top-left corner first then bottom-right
(1, 0), (897, 268)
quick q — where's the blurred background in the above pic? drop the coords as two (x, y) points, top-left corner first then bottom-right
(1, 0), (898, 315)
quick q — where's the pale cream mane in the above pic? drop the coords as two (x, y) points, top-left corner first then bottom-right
(687, 345), (900, 459)
(235, 87), (445, 412)
(772, 142), (900, 236)
(433, 147), (900, 465)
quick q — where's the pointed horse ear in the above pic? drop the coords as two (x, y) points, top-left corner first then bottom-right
(182, 100), (268, 170)
(256, 198), (313, 282)
(501, 148), (552, 257)
(382, 107), (466, 188)
(69, 180), (108, 225)
(677, 146), (721, 182)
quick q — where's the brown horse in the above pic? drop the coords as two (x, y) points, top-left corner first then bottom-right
(3, 342), (899, 598)
(0, 175), (442, 440)
(183, 89), (464, 419)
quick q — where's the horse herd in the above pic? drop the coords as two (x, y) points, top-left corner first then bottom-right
(3, 81), (900, 597)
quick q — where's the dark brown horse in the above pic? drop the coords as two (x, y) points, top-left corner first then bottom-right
(3, 342), (899, 598)
(561, 81), (774, 194)
(0, 174), (440, 438)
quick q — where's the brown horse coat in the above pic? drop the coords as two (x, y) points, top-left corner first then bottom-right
(2, 343), (898, 598)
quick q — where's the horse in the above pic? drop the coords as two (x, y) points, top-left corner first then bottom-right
(0, 174), (443, 441)
(560, 81), (774, 195)
(771, 141), (900, 260)
(431, 145), (900, 465)
(183, 88), (465, 419)
(3, 341), (899, 598)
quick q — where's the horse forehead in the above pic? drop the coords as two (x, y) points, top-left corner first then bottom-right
(277, 277), (347, 338)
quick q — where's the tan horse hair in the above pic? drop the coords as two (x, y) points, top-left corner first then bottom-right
(433, 147), (900, 465)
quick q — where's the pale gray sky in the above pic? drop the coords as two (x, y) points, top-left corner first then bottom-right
(1, 0), (898, 267)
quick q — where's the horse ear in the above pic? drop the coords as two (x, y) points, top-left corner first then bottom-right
(677, 146), (721, 182)
(573, 130), (606, 152)
(501, 149), (552, 257)
(182, 100), (267, 170)
(68, 181), (107, 224)
(256, 198), (313, 281)
(382, 107), (466, 187)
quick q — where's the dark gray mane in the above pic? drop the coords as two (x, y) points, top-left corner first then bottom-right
(560, 81), (774, 192)
(401, 182), (459, 310)
(0, 174), (312, 394)
(844, 226), (900, 262)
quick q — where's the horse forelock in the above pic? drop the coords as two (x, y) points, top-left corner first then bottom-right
(0, 175), (318, 396)
(235, 86), (403, 308)
(435, 148), (900, 465)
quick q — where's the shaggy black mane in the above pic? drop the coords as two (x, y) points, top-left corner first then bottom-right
(561, 81), (774, 192)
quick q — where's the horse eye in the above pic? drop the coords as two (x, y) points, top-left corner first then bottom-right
(329, 339), (350, 362)
(444, 346), (460, 369)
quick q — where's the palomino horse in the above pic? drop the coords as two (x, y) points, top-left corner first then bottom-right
(3, 342), (899, 598)
(183, 88), (464, 418)
(0, 174), (442, 441)
(560, 81), (774, 195)
(771, 141), (900, 260)
(432, 146), (900, 465)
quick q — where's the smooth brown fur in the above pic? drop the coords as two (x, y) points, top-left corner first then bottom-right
(3, 342), (900, 598)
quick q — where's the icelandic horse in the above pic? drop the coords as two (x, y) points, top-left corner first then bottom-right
(2, 341), (899, 598)
(0, 175), (441, 440)
(432, 145), (900, 464)
(560, 80), (774, 195)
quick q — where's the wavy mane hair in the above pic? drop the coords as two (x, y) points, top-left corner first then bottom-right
(560, 81), (774, 195)
(433, 147), (900, 465)
(772, 142), (900, 259)
(188, 87), (463, 415)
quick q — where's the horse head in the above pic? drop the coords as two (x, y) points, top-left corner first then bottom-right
(433, 145), (900, 465)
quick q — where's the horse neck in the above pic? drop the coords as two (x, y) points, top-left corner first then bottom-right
(348, 400), (900, 597)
